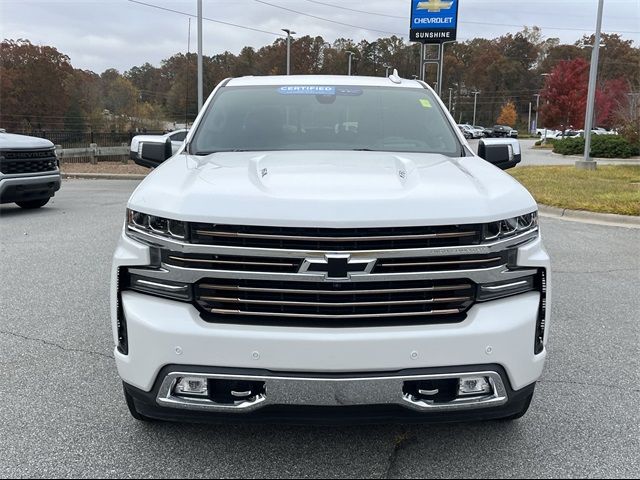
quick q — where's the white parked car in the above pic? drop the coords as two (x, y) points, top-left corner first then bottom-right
(113, 75), (551, 424)
(129, 129), (188, 167)
(461, 124), (483, 138)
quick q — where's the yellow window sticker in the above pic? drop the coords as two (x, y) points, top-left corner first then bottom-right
(420, 99), (432, 108)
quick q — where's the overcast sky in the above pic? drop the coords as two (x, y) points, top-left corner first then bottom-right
(1, 0), (639, 73)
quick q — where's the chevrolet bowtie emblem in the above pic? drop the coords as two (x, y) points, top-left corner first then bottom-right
(417, 0), (453, 13)
(300, 254), (376, 280)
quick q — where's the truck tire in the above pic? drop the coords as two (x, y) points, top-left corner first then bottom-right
(123, 384), (155, 422)
(16, 198), (50, 209)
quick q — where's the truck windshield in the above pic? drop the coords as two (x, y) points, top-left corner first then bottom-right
(190, 85), (462, 156)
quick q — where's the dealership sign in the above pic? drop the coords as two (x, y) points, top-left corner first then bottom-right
(410, 0), (459, 43)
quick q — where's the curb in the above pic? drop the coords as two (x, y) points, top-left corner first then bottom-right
(538, 204), (640, 228)
(62, 173), (147, 180)
(547, 152), (640, 163)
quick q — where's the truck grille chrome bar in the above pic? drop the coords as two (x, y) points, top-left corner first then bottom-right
(195, 279), (474, 325)
(190, 223), (484, 251)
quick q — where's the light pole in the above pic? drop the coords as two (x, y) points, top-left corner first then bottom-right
(534, 94), (541, 134)
(346, 50), (356, 76)
(197, 0), (203, 111)
(472, 91), (480, 126)
(534, 73), (549, 138)
(579, 0), (604, 170)
(282, 28), (296, 75)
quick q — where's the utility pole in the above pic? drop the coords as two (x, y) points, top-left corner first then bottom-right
(197, 0), (203, 111)
(346, 51), (356, 76)
(282, 29), (296, 75)
(528, 102), (532, 134)
(472, 91), (480, 126)
(578, 0), (604, 170)
(534, 94), (541, 135)
(448, 87), (453, 112)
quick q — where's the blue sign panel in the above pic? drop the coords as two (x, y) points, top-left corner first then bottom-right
(410, 0), (459, 43)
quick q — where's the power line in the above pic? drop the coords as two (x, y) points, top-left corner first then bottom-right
(254, 0), (406, 37)
(460, 20), (639, 34)
(127, 0), (285, 37)
(302, 0), (405, 20)
(301, 0), (639, 35)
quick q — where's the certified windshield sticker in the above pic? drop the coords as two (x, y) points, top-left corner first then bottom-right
(278, 86), (336, 95)
(420, 98), (433, 108)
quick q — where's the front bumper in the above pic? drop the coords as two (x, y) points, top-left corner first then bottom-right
(124, 365), (536, 424)
(0, 172), (61, 204)
(112, 229), (550, 420)
(117, 289), (545, 394)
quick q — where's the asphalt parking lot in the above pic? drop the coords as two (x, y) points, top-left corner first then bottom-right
(1, 179), (638, 478)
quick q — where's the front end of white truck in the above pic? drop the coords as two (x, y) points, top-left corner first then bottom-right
(112, 75), (550, 423)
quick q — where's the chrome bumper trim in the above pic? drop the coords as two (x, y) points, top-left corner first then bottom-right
(156, 371), (508, 413)
(129, 262), (537, 284)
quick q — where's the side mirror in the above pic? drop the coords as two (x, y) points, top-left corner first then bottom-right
(478, 138), (521, 170)
(135, 138), (173, 169)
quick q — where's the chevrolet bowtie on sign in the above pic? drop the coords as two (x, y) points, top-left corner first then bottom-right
(410, 0), (460, 43)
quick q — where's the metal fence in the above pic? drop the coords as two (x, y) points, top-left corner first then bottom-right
(24, 130), (165, 149)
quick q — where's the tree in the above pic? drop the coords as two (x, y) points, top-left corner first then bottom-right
(539, 59), (590, 130)
(497, 101), (518, 126)
(539, 58), (630, 130)
(0, 39), (73, 131)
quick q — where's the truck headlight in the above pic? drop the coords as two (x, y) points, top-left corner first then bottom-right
(127, 209), (187, 240)
(484, 212), (538, 241)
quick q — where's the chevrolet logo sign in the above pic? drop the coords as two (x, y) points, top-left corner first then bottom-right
(417, 0), (453, 13)
(300, 254), (376, 280)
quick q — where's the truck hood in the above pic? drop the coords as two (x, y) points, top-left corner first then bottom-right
(128, 150), (537, 227)
(0, 133), (54, 150)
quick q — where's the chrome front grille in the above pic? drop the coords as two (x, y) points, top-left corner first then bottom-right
(195, 279), (475, 326)
(189, 224), (483, 251)
(125, 222), (540, 327)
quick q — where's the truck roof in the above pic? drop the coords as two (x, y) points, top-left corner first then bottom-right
(226, 75), (428, 89)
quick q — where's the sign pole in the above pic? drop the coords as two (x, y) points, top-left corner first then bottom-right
(436, 43), (443, 97)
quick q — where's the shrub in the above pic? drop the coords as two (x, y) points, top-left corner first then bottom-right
(553, 137), (584, 155)
(552, 135), (640, 158)
(590, 135), (640, 158)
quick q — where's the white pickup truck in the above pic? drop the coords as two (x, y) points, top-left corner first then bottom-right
(113, 75), (550, 424)
(0, 132), (61, 209)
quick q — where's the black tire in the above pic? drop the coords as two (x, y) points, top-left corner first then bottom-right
(499, 391), (534, 422)
(15, 198), (50, 209)
(123, 384), (156, 422)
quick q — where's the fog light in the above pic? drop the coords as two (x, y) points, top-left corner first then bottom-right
(458, 377), (492, 396)
(175, 377), (208, 397)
